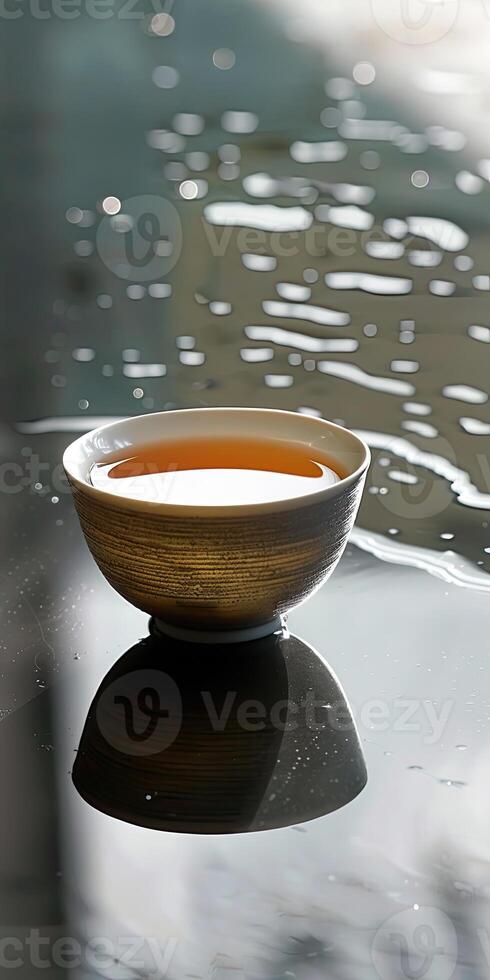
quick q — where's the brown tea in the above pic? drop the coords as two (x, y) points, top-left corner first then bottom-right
(90, 435), (344, 505)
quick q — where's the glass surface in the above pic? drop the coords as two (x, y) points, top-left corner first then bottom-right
(3, 0), (490, 976)
(1, 432), (487, 977)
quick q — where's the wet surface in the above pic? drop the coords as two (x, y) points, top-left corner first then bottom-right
(1, 430), (489, 977)
(3, 0), (490, 975)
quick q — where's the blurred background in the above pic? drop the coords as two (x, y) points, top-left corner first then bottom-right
(4, 0), (490, 563)
(2, 1), (490, 977)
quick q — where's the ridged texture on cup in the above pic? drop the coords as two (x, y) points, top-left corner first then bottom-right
(68, 472), (366, 630)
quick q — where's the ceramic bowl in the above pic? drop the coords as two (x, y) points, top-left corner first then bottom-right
(63, 408), (370, 639)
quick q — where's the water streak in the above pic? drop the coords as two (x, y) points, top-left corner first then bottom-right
(204, 202), (312, 232)
(429, 280), (456, 296)
(384, 218), (407, 239)
(263, 300), (350, 327)
(356, 429), (490, 510)
(407, 216), (469, 252)
(315, 205), (374, 230)
(180, 352), (205, 366)
(72, 348), (95, 362)
(242, 172), (375, 205)
(221, 110), (258, 133)
(123, 364), (166, 378)
(245, 325), (358, 353)
(339, 119), (398, 141)
(401, 420), (439, 438)
(403, 402), (432, 416)
(391, 360), (419, 373)
(276, 283), (311, 302)
(388, 470), (418, 485)
(241, 254), (277, 272)
(16, 417), (123, 434)
(460, 417), (490, 435)
(456, 171), (483, 195)
(209, 301), (232, 316)
(442, 385), (488, 405)
(264, 374), (294, 388)
(365, 242), (405, 260)
(325, 272), (412, 295)
(408, 250), (442, 267)
(317, 362), (415, 396)
(240, 348), (274, 363)
(290, 140), (347, 163)
(351, 529), (490, 593)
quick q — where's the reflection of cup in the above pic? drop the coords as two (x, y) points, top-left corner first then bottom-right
(63, 408), (370, 639)
(73, 627), (367, 834)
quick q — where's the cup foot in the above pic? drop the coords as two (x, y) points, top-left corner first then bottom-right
(150, 615), (284, 645)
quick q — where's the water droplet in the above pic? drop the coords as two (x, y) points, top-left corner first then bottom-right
(149, 12), (175, 36)
(213, 48), (236, 70)
(102, 196), (121, 216)
(353, 61), (376, 86)
(411, 170), (430, 188)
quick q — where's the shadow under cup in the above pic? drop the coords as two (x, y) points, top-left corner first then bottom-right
(63, 408), (370, 638)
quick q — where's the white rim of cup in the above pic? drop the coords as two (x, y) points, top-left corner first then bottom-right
(62, 407), (371, 518)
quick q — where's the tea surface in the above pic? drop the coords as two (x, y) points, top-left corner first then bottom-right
(90, 436), (343, 505)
